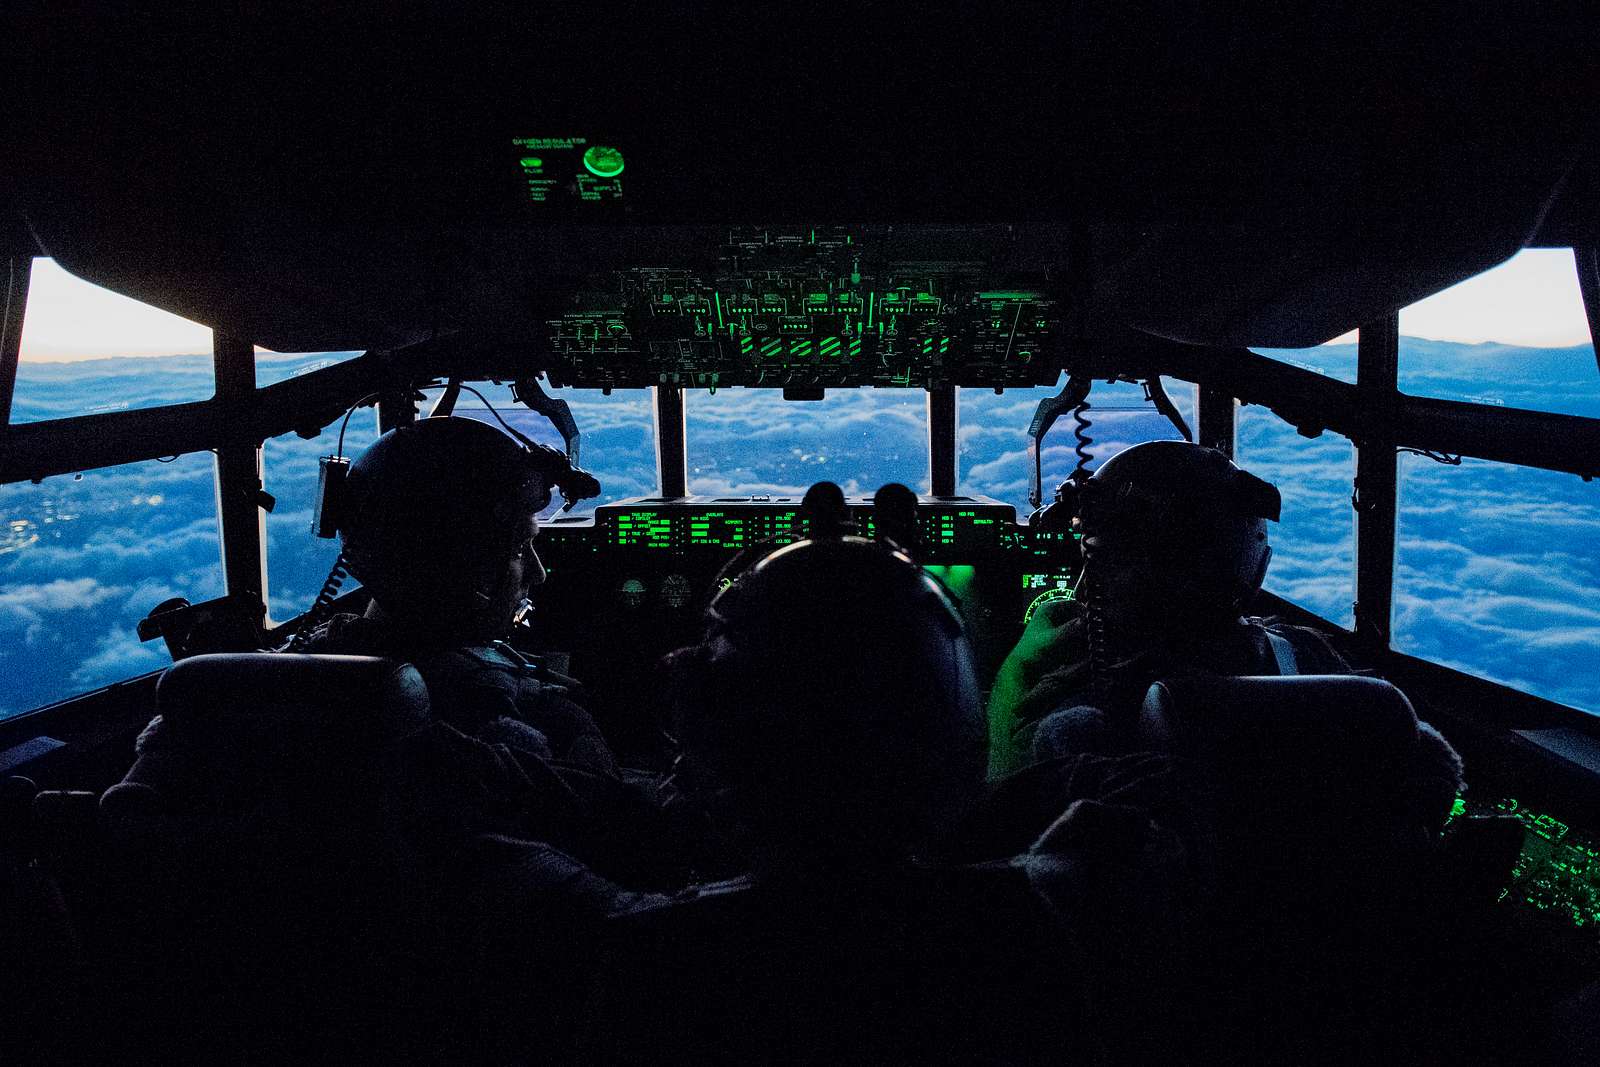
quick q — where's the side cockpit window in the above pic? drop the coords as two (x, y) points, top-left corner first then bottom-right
(0, 458), (225, 719)
(2, 261), (227, 719)
(1398, 248), (1598, 417)
(11, 258), (216, 422)
(1394, 249), (1600, 714)
(1237, 341), (1358, 628)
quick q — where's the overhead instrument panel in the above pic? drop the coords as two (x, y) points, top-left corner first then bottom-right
(539, 225), (1073, 389)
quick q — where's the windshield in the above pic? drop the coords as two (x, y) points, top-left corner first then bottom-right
(685, 389), (929, 496)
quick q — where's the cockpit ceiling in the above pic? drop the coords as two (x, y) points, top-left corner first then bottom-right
(4, 5), (1597, 356)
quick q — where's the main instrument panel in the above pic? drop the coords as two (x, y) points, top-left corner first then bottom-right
(523, 494), (1080, 753)
(535, 494), (1080, 624)
(537, 225), (1073, 390)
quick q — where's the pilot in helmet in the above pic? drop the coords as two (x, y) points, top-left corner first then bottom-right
(663, 532), (987, 872)
(301, 415), (616, 771)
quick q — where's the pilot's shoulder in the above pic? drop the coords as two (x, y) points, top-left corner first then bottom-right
(1251, 615), (1353, 673)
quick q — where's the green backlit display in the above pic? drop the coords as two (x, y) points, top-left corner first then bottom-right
(1448, 795), (1600, 930)
(614, 511), (673, 549)
(1021, 573), (1076, 623)
(512, 136), (624, 206)
(600, 503), (1013, 551)
(686, 514), (743, 550)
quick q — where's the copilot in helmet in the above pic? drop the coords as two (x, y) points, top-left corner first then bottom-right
(1074, 441), (1281, 692)
(668, 536), (986, 862)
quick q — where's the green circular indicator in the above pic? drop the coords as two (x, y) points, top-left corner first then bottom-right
(582, 145), (625, 178)
(1022, 586), (1075, 625)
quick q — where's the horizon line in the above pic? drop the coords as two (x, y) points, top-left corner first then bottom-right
(14, 334), (1597, 366)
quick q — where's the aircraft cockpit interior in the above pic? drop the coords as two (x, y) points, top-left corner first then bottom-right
(3, 6), (1600, 1063)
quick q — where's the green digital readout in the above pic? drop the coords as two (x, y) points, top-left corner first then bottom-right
(603, 504), (1012, 551)
(687, 511), (751, 550)
(930, 510), (996, 547)
(614, 511), (673, 549)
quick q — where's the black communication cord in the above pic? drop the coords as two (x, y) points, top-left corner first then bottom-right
(1070, 397), (1095, 480)
(336, 391), (383, 459)
(286, 552), (350, 653)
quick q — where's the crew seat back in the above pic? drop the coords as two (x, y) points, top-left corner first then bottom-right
(111, 652), (430, 807)
(1134, 673), (1453, 1062)
(1138, 673), (1455, 880)
(97, 654), (437, 1063)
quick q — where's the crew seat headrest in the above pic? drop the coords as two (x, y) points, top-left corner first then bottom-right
(155, 652), (430, 739)
(108, 654), (430, 814)
(1138, 674), (1421, 789)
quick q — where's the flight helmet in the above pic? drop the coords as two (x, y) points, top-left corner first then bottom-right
(668, 535), (985, 863)
(1074, 441), (1280, 695)
(338, 416), (596, 614)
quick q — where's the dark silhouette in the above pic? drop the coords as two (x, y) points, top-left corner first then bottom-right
(304, 415), (613, 770)
(989, 440), (1350, 774)
(588, 533), (1090, 1063)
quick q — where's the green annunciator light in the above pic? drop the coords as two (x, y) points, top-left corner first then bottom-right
(583, 145), (626, 177)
